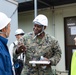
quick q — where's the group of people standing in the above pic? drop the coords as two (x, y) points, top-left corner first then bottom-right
(0, 12), (62, 75)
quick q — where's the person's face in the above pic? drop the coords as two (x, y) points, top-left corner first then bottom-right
(33, 24), (43, 35)
(2, 23), (11, 38)
(6, 23), (11, 38)
(15, 34), (22, 41)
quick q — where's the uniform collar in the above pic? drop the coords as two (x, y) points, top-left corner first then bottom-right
(0, 36), (8, 44)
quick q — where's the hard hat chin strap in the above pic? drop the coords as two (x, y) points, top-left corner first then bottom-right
(0, 31), (6, 34)
(0, 31), (8, 38)
(33, 26), (44, 39)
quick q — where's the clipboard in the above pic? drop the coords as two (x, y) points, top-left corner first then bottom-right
(29, 61), (50, 64)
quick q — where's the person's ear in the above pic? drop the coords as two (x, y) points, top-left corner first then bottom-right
(44, 26), (46, 30)
(1, 27), (6, 32)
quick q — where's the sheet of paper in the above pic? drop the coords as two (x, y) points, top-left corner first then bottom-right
(29, 61), (50, 64)
(71, 26), (76, 35)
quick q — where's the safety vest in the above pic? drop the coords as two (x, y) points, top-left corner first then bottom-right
(71, 51), (76, 75)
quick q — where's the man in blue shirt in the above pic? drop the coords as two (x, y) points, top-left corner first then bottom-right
(0, 12), (13, 75)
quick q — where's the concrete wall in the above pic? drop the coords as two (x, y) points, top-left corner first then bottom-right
(18, 3), (76, 73)
(0, 0), (18, 46)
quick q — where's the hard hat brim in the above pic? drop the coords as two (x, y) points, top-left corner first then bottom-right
(0, 18), (11, 30)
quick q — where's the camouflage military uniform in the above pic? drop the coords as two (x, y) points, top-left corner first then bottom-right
(13, 32), (62, 75)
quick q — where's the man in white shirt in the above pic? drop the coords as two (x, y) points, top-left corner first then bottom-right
(9, 29), (25, 75)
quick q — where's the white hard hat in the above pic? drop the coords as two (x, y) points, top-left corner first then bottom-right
(15, 29), (25, 35)
(0, 12), (11, 30)
(33, 14), (48, 26)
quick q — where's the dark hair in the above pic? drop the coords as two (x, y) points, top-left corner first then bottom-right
(15, 33), (24, 36)
(0, 30), (2, 32)
(20, 33), (25, 35)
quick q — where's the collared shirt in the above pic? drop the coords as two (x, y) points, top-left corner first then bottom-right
(0, 36), (13, 75)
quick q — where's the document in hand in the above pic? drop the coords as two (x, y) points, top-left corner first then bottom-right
(29, 61), (50, 64)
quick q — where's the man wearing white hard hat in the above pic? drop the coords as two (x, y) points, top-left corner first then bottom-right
(13, 14), (62, 75)
(9, 29), (25, 75)
(0, 12), (13, 75)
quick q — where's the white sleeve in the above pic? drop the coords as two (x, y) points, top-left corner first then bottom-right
(9, 43), (14, 65)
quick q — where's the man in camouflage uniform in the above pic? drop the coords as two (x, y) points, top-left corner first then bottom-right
(13, 14), (62, 75)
